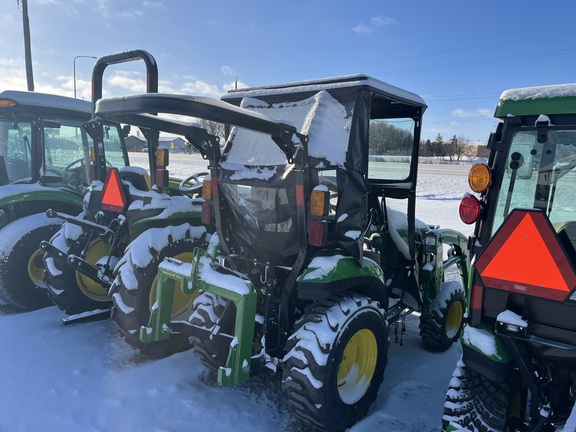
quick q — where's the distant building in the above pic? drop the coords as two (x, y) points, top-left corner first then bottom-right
(125, 135), (146, 152)
(124, 135), (187, 152)
(159, 137), (186, 152)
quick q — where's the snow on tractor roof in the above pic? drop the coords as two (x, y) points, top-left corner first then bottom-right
(0, 90), (91, 114)
(223, 74), (426, 109)
(222, 90), (349, 170)
(495, 83), (576, 118)
(500, 83), (576, 101)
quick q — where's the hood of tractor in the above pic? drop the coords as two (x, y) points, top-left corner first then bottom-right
(475, 208), (576, 302)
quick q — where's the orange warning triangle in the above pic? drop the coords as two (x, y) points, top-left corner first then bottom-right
(101, 168), (126, 212)
(476, 209), (576, 301)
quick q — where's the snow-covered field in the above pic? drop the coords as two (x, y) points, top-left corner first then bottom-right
(0, 155), (473, 432)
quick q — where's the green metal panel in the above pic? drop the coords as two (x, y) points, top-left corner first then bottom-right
(297, 255), (385, 285)
(460, 323), (512, 363)
(495, 95), (576, 118)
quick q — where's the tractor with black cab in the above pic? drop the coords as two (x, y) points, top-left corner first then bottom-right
(96, 70), (470, 431)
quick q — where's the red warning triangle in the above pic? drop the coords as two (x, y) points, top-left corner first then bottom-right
(101, 168), (126, 212)
(476, 209), (576, 301)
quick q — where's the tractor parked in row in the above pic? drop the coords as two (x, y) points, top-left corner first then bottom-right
(95, 68), (470, 431)
(443, 84), (576, 431)
(41, 51), (210, 350)
(0, 89), (127, 310)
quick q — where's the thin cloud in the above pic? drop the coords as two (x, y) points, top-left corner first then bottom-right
(452, 108), (492, 118)
(371, 15), (399, 27)
(353, 15), (398, 34)
(352, 24), (372, 34)
(221, 66), (235, 76)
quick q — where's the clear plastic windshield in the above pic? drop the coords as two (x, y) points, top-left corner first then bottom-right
(492, 129), (576, 234)
(0, 120), (33, 182)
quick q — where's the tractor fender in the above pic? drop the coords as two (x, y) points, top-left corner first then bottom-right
(296, 252), (388, 307)
(460, 323), (513, 382)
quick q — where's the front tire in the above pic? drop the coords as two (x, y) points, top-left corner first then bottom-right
(0, 214), (62, 310)
(282, 293), (388, 432)
(110, 223), (209, 357)
(420, 280), (466, 351)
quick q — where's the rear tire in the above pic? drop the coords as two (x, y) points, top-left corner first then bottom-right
(110, 223), (209, 357)
(188, 291), (230, 371)
(43, 217), (112, 315)
(282, 293), (388, 432)
(0, 214), (61, 310)
(420, 280), (466, 351)
(442, 357), (518, 432)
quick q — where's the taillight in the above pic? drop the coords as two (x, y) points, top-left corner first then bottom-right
(101, 168), (127, 212)
(310, 186), (329, 217)
(202, 178), (213, 200)
(468, 162), (491, 193)
(201, 203), (213, 224)
(155, 148), (169, 168)
(308, 220), (328, 247)
(459, 193), (480, 224)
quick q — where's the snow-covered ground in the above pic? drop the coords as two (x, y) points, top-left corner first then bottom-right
(0, 155), (473, 432)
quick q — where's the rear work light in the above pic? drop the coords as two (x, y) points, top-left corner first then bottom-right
(459, 193), (480, 225)
(468, 162), (491, 193)
(310, 185), (329, 217)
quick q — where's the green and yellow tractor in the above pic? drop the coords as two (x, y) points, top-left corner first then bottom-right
(443, 84), (576, 431)
(98, 72), (469, 430)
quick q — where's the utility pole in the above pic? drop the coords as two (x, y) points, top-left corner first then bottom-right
(19, 0), (34, 91)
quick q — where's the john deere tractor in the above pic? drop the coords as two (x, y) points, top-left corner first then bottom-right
(95, 73), (469, 430)
(0, 89), (127, 311)
(443, 84), (576, 431)
(41, 51), (210, 346)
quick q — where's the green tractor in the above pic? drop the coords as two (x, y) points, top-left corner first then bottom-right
(443, 84), (576, 431)
(98, 74), (469, 430)
(41, 51), (210, 345)
(0, 89), (127, 311)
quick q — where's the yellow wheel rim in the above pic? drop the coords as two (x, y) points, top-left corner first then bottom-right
(445, 299), (463, 339)
(76, 238), (110, 301)
(149, 251), (199, 320)
(28, 247), (46, 286)
(337, 328), (378, 404)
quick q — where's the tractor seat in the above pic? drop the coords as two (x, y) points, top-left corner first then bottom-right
(119, 166), (151, 191)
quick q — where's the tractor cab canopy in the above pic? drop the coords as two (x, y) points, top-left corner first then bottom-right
(221, 75), (427, 263)
(486, 83), (576, 236)
(93, 75), (426, 265)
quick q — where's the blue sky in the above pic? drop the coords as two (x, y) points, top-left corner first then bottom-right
(2, 0), (576, 142)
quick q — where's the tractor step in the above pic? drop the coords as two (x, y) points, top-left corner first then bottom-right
(62, 308), (111, 325)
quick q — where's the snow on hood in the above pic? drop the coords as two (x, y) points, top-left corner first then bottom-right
(221, 90), (349, 174)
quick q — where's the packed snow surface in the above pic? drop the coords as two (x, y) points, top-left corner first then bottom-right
(1, 155), (477, 432)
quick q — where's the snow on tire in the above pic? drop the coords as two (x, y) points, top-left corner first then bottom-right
(110, 223), (209, 357)
(442, 357), (515, 432)
(282, 293), (388, 432)
(43, 215), (112, 315)
(188, 291), (229, 371)
(419, 280), (466, 351)
(0, 213), (61, 310)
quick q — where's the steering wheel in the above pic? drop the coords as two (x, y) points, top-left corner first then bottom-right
(179, 171), (208, 195)
(65, 158), (85, 172)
